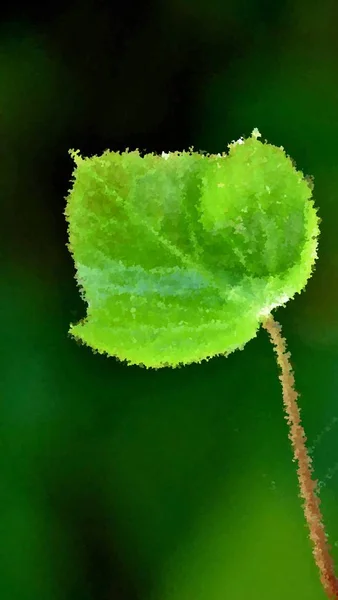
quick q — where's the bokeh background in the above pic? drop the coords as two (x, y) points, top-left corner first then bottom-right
(1, 1), (338, 599)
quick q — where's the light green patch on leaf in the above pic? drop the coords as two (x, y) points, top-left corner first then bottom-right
(64, 130), (320, 368)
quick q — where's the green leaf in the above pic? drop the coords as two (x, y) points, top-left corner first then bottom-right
(64, 130), (320, 368)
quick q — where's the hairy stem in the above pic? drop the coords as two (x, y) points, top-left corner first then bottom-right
(262, 314), (338, 599)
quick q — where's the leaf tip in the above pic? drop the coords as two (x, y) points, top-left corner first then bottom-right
(251, 127), (261, 139)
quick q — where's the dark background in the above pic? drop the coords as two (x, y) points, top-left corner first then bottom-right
(1, 1), (338, 599)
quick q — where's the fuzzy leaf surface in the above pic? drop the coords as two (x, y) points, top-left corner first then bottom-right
(64, 132), (319, 368)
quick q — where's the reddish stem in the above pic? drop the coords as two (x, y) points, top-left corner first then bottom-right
(262, 314), (338, 599)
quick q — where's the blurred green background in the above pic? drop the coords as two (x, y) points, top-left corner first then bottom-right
(1, 1), (338, 599)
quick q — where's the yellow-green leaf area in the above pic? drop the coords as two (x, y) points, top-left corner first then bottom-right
(64, 130), (320, 368)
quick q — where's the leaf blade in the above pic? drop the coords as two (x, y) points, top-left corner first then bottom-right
(65, 131), (320, 368)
